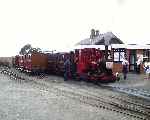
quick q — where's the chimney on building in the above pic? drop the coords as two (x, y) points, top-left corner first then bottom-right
(95, 30), (99, 37)
(90, 29), (95, 39)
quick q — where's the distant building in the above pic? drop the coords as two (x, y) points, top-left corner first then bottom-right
(76, 30), (123, 45)
(75, 29), (150, 73)
(111, 44), (150, 73)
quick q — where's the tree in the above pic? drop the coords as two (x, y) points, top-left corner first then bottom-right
(19, 44), (42, 55)
(19, 44), (32, 55)
(28, 47), (42, 54)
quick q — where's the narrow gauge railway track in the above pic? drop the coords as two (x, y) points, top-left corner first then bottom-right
(113, 86), (150, 98)
(21, 79), (150, 120)
(46, 81), (150, 117)
(0, 68), (150, 120)
(99, 84), (150, 107)
(3, 66), (150, 103)
(0, 68), (26, 81)
(44, 78), (150, 112)
(99, 82), (150, 99)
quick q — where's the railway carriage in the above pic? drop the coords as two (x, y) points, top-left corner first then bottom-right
(47, 52), (69, 75)
(15, 53), (48, 74)
(26, 53), (48, 74)
(18, 55), (24, 71)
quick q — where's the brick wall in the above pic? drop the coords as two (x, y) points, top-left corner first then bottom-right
(112, 49), (145, 74)
(136, 49), (144, 73)
(112, 63), (122, 73)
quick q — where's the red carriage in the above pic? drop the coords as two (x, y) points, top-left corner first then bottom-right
(15, 53), (48, 74)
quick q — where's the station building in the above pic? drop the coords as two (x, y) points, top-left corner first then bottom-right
(75, 29), (150, 74)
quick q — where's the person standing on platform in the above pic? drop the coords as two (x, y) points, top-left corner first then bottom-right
(64, 56), (71, 81)
(146, 64), (150, 79)
(143, 61), (150, 80)
(122, 59), (129, 80)
(136, 55), (143, 74)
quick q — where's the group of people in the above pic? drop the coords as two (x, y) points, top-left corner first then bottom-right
(122, 59), (150, 80)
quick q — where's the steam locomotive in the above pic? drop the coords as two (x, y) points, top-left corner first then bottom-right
(13, 48), (117, 83)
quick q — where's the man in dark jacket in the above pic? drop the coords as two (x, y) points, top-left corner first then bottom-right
(64, 57), (71, 81)
(122, 63), (128, 80)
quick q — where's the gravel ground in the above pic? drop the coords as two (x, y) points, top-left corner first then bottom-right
(0, 68), (142, 120)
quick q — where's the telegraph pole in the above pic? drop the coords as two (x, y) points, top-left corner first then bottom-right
(104, 37), (110, 61)
(105, 45), (108, 61)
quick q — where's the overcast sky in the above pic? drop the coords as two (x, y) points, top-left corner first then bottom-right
(0, 0), (150, 56)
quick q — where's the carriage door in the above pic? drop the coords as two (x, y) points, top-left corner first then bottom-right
(129, 50), (136, 72)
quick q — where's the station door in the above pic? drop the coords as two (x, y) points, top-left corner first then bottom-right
(129, 50), (137, 72)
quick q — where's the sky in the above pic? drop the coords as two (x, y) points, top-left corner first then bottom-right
(0, 0), (150, 56)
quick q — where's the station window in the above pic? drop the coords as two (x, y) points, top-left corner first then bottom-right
(113, 49), (125, 62)
(143, 49), (150, 62)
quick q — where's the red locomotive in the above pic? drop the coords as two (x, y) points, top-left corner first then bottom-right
(14, 48), (116, 82)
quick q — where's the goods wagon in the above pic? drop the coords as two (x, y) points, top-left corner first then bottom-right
(25, 53), (48, 73)
(48, 52), (69, 75)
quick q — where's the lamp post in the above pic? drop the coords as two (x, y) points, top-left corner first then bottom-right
(105, 45), (108, 60)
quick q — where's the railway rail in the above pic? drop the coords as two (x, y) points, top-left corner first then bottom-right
(100, 84), (150, 102)
(0, 67), (150, 120)
(48, 81), (150, 118)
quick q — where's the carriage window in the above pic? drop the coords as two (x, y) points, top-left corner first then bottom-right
(28, 55), (31, 59)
